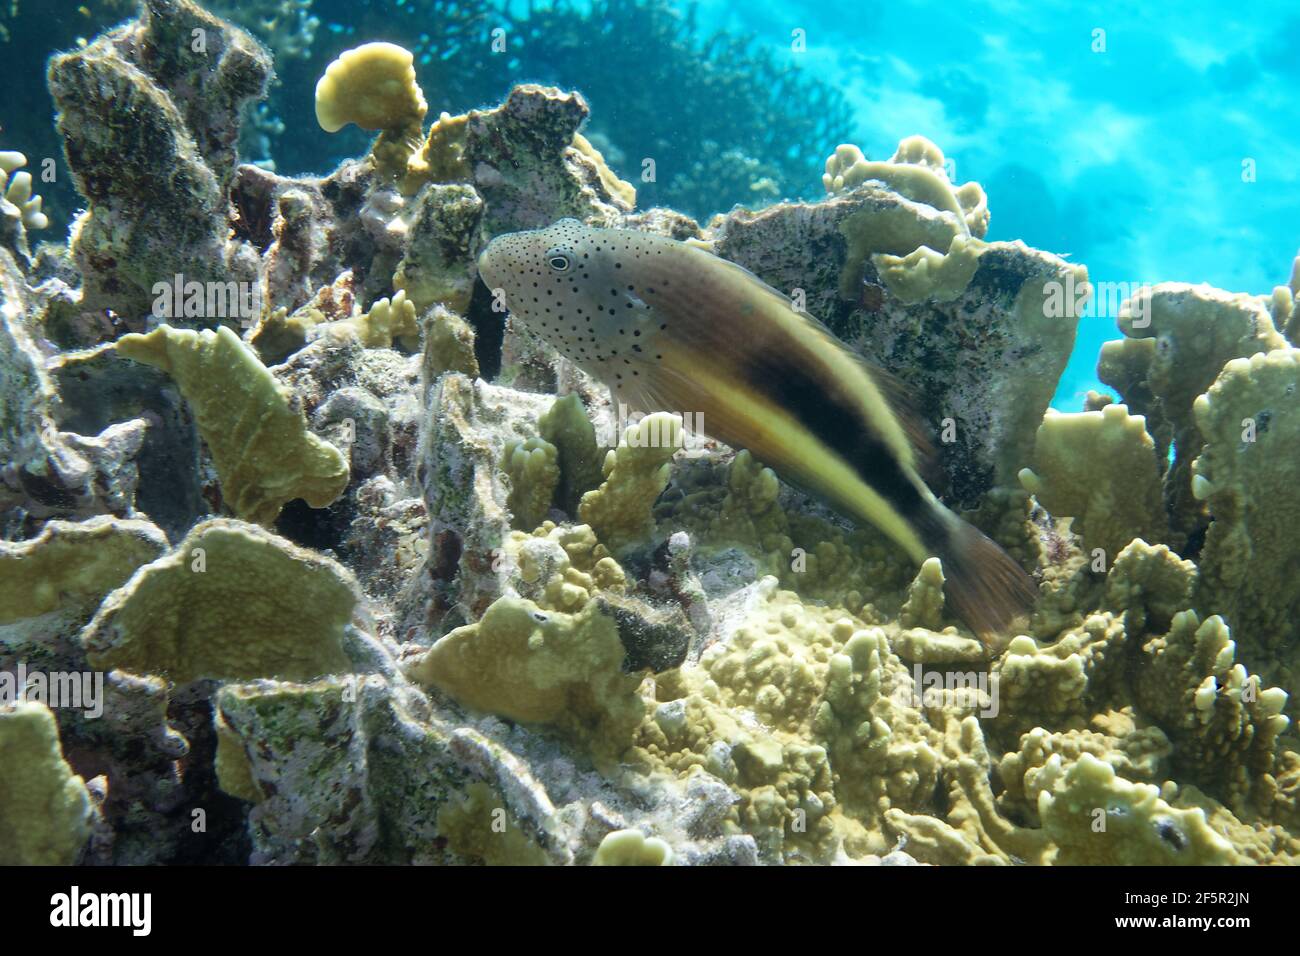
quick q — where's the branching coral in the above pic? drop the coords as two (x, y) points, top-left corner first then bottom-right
(579, 413), (681, 552)
(1191, 348), (1300, 679)
(502, 437), (560, 532)
(1098, 284), (1288, 545)
(0, 150), (48, 262)
(1136, 610), (1289, 811)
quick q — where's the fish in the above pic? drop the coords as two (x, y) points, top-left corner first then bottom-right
(476, 219), (1036, 647)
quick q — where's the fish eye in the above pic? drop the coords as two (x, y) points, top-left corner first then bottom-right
(546, 250), (572, 272)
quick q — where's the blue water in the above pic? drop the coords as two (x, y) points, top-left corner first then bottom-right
(692, 0), (1300, 409)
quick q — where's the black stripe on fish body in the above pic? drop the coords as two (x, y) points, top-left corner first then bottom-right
(742, 346), (933, 526)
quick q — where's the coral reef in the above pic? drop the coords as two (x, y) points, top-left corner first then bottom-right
(4, 1), (1298, 869)
(1018, 403), (1166, 560)
(82, 518), (361, 682)
(115, 325), (350, 525)
(0, 151), (48, 263)
(47, 0), (272, 321)
(0, 702), (96, 865)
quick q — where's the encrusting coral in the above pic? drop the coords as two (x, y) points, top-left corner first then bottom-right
(7, 1), (1300, 867)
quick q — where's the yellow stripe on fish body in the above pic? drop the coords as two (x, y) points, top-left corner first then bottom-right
(648, 335), (931, 563)
(477, 218), (1036, 645)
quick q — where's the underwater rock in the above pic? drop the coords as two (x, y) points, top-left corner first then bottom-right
(414, 373), (555, 630)
(0, 262), (153, 531)
(47, 0), (271, 321)
(461, 84), (635, 235)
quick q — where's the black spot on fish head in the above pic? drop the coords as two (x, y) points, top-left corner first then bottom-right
(475, 221), (676, 379)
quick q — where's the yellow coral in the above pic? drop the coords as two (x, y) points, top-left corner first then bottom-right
(315, 42), (428, 180)
(116, 325), (349, 525)
(1191, 348), (1300, 668)
(0, 516), (167, 624)
(0, 151), (49, 231)
(823, 138), (988, 238)
(579, 413), (681, 551)
(0, 702), (94, 865)
(421, 305), (479, 380)
(320, 289), (420, 350)
(502, 436), (560, 531)
(593, 828), (673, 866)
(315, 41), (427, 134)
(82, 519), (359, 683)
(403, 595), (644, 746)
(538, 393), (606, 514)
(1040, 754), (1244, 865)
(1018, 403), (1167, 559)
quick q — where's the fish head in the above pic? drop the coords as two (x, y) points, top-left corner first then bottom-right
(476, 217), (608, 330)
(476, 219), (672, 385)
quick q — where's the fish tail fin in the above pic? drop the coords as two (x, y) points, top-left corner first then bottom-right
(923, 507), (1038, 653)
